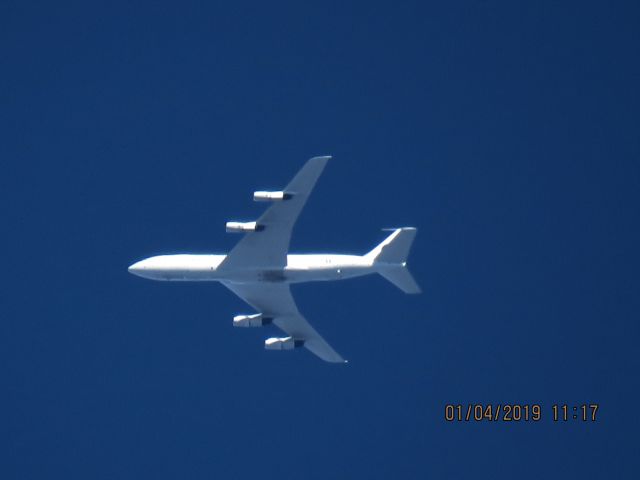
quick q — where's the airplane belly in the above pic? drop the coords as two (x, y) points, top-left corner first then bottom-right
(157, 269), (219, 281)
(217, 268), (287, 283)
(285, 266), (343, 283)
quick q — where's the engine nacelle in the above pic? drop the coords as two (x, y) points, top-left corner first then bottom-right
(225, 221), (265, 233)
(264, 336), (305, 350)
(233, 313), (273, 327)
(253, 191), (292, 202)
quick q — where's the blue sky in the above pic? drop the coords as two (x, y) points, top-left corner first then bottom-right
(2, 1), (639, 478)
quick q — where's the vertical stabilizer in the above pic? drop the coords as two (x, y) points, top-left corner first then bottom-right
(366, 228), (421, 294)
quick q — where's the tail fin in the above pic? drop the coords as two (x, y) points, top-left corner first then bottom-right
(365, 228), (421, 294)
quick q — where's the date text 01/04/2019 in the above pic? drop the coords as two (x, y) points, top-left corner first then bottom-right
(444, 404), (599, 422)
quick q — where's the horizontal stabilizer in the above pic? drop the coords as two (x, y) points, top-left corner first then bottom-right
(379, 266), (421, 294)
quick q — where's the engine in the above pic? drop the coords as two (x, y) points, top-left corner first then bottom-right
(225, 221), (265, 233)
(253, 191), (292, 202)
(264, 336), (305, 350)
(233, 313), (273, 327)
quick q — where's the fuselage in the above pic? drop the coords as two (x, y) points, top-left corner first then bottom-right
(128, 253), (377, 283)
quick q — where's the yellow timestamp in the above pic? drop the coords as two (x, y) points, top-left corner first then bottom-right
(444, 404), (599, 422)
(552, 404), (599, 421)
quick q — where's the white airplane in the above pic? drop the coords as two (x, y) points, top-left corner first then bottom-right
(128, 156), (420, 363)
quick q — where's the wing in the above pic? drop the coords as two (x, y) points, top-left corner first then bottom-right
(222, 281), (346, 363)
(220, 156), (330, 269)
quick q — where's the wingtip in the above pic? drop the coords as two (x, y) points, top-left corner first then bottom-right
(382, 226), (417, 231)
(310, 155), (332, 162)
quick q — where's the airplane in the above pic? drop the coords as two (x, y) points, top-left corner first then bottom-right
(128, 156), (420, 363)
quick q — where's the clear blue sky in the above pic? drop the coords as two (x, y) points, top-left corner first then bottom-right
(2, 1), (639, 478)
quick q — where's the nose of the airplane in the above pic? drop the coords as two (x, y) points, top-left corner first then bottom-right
(128, 260), (145, 275)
